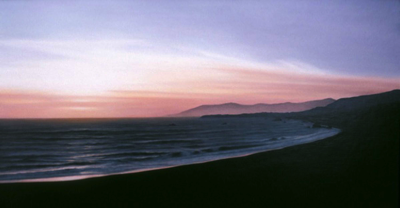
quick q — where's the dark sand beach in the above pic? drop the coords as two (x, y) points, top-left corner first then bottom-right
(1, 103), (398, 208)
(1, 1), (399, 207)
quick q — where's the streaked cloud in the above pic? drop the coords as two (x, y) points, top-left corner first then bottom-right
(1, 0), (399, 118)
(1, 66), (399, 118)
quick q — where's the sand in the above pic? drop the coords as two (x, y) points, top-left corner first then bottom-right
(0, 104), (398, 208)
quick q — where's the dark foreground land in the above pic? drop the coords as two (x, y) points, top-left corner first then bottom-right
(1, 99), (399, 207)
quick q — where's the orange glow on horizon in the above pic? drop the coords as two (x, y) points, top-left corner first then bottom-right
(1, 67), (399, 118)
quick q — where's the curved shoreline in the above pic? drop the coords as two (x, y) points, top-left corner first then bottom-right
(1, 93), (398, 208)
(0, 127), (341, 184)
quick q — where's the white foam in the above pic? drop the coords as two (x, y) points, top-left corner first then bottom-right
(0, 128), (341, 184)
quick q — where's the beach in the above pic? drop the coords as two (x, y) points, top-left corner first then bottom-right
(0, 104), (398, 208)
(1, 1), (399, 207)
(0, 117), (340, 183)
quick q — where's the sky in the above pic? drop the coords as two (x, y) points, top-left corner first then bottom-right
(1, 0), (399, 118)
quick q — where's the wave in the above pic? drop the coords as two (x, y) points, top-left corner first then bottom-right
(218, 144), (261, 151)
(0, 165), (96, 176)
(135, 138), (202, 145)
(0, 118), (341, 183)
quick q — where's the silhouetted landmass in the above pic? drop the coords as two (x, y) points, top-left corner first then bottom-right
(173, 98), (335, 117)
(202, 89), (400, 119)
(1, 90), (398, 208)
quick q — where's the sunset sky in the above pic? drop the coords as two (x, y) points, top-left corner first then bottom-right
(1, 0), (399, 118)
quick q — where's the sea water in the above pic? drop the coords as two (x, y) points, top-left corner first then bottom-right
(0, 117), (340, 183)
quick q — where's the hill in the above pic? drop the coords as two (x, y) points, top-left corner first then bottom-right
(202, 89), (400, 119)
(173, 98), (335, 117)
(1, 90), (398, 208)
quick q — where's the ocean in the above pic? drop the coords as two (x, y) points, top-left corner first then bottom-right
(0, 117), (340, 183)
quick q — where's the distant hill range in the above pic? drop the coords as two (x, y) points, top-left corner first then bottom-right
(302, 89), (400, 115)
(173, 98), (335, 117)
(201, 89), (400, 119)
(314, 89), (400, 112)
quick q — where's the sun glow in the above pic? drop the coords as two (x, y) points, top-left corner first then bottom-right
(1, 1), (399, 118)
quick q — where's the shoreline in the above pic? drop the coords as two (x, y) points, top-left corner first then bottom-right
(0, 103), (398, 208)
(0, 127), (340, 184)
